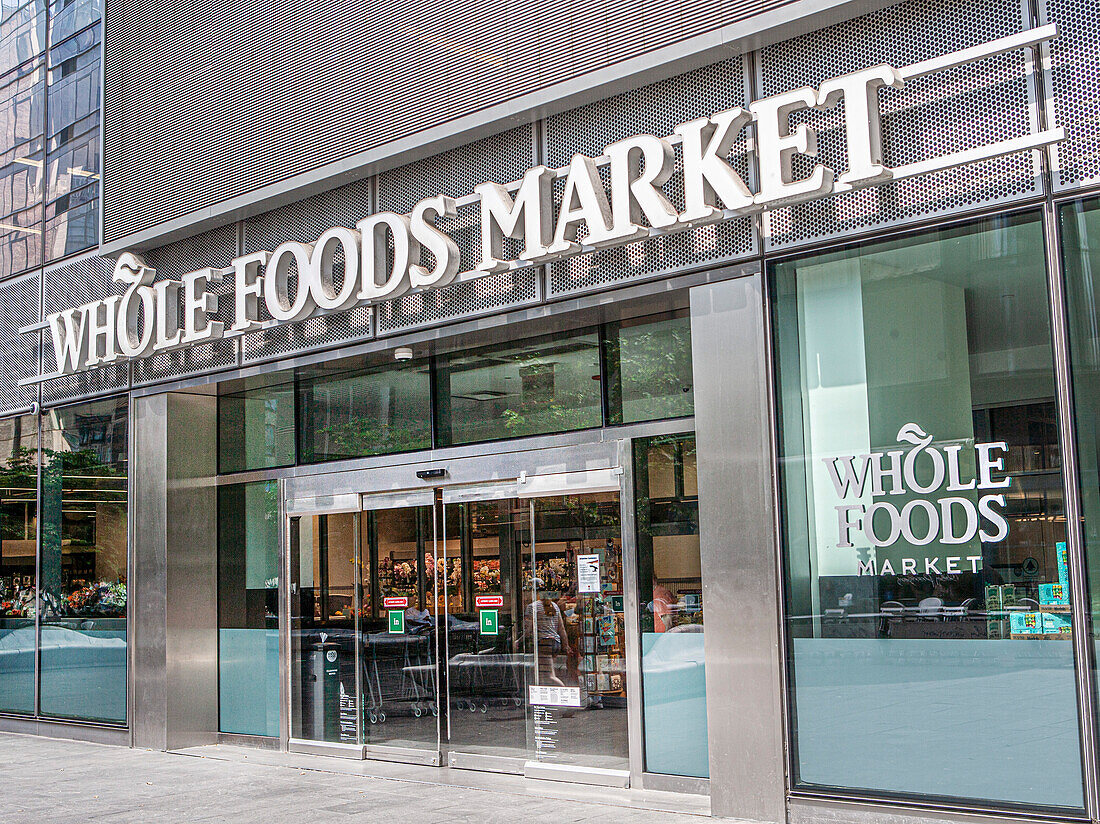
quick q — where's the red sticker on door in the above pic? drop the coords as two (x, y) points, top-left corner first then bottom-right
(383, 596), (409, 608)
(475, 595), (504, 608)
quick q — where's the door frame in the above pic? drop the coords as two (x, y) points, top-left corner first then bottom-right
(278, 438), (640, 787)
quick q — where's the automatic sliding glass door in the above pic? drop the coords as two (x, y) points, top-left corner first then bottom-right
(360, 495), (440, 754)
(440, 483), (629, 774)
(442, 493), (534, 766)
(285, 473), (629, 777)
(287, 495), (441, 758)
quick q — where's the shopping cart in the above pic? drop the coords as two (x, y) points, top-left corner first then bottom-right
(361, 630), (437, 724)
(446, 626), (532, 713)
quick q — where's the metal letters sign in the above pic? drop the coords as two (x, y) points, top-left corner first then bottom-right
(22, 26), (1063, 382)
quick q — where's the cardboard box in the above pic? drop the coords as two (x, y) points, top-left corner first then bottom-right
(1057, 542), (1070, 592)
(1010, 611), (1043, 635)
(1039, 583), (1069, 605)
(1042, 613), (1072, 635)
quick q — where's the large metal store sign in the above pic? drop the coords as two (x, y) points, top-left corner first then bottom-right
(23, 25), (1062, 383)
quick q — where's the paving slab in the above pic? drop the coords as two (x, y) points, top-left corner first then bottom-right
(0, 733), (717, 824)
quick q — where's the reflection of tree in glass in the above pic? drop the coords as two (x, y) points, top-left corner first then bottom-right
(609, 321), (694, 421)
(496, 351), (600, 438)
(40, 447), (127, 618)
(318, 419), (431, 459)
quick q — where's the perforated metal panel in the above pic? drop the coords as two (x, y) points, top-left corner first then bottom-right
(375, 127), (542, 335)
(43, 251), (115, 316)
(1041, 0), (1100, 192)
(40, 254), (129, 403)
(133, 225), (239, 385)
(760, 0), (1040, 250)
(103, 0), (801, 244)
(0, 272), (40, 413)
(544, 58), (756, 299)
(41, 363), (128, 406)
(241, 179), (374, 364)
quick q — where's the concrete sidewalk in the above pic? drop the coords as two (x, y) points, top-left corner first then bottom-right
(0, 733), (714, 823)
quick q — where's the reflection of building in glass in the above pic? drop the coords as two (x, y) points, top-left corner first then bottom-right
(0, 0), (101, 278)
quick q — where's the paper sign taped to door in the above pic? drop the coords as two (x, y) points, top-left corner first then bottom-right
(528, 685), (582, 707)
(577, 554), (600, 593)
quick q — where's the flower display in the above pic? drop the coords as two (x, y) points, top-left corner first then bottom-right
(64, 581), (127, 616)
(473, 559), (501, 592)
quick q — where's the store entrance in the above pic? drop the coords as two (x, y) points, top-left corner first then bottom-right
(286, 474), (630, 779)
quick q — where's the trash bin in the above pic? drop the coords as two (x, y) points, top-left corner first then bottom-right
(303, 639), (342, 742)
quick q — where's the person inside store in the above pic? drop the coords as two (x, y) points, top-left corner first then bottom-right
(524, 579), (572, 687)
(651, 575), (676, 632)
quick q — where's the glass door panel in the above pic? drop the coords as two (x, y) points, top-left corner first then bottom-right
(443, 498), (533, 762)
(525, 491), (629, 771)
(360, 504), (440, 750)
(289, 512), (361, 745)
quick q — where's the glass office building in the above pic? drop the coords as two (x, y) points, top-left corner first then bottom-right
(2, 0), (1100, 822)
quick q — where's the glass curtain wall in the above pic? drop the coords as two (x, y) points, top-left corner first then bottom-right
(772, 212), (1083, 809)
(217, 376), (296, 473)
(38, 396), (127, 723)
(0, 0), (100, 278)
(216, 313), (695, 475)
(1060, 196), (1100, 755)
(0, 0), (46, 278)
(44, 0), (99, 259)
(217, 481), (280, 737)
(0, 412), (37, 714)
(297, 358), (432, 464)
(634, 433), (706, 777)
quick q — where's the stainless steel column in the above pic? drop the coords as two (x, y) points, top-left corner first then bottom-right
(131, 390), (220, 750)
(690, 272), (786, 823)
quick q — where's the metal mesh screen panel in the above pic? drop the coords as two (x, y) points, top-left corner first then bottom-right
(133, 225), (239, 385)
(760, 0), (1040, 250)
(103, 0), (800, 244)
(40, 255), (129, 403)
(43, 253), (115, 316)
(42, 363), (129, 406)
(241, 179), (373, 363)
(544, 58), (756, 298)
(0, 273), (39, 413)
(376, 127), (541, 335)
(1042, 0), (1100, 191)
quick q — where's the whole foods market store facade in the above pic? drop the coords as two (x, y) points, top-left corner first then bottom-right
(7, 0), (1100, 821)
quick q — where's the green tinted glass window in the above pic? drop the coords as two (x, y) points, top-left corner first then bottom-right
(298, 358), (432, 463)
(218, 375), (296, 473)
(436, 330), (602, 446)
(607, 313), (694, 424)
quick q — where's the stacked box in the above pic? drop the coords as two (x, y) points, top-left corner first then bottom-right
(986, 584), (1017, 639)
(1042, 613), (1072, 635)
(1040, 583), (1069, 605)
(1057, 542), (1070, 592)
(1010, 611), (1043, 635)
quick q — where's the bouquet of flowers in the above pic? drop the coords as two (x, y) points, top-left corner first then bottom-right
(393, 561), (417, 587)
